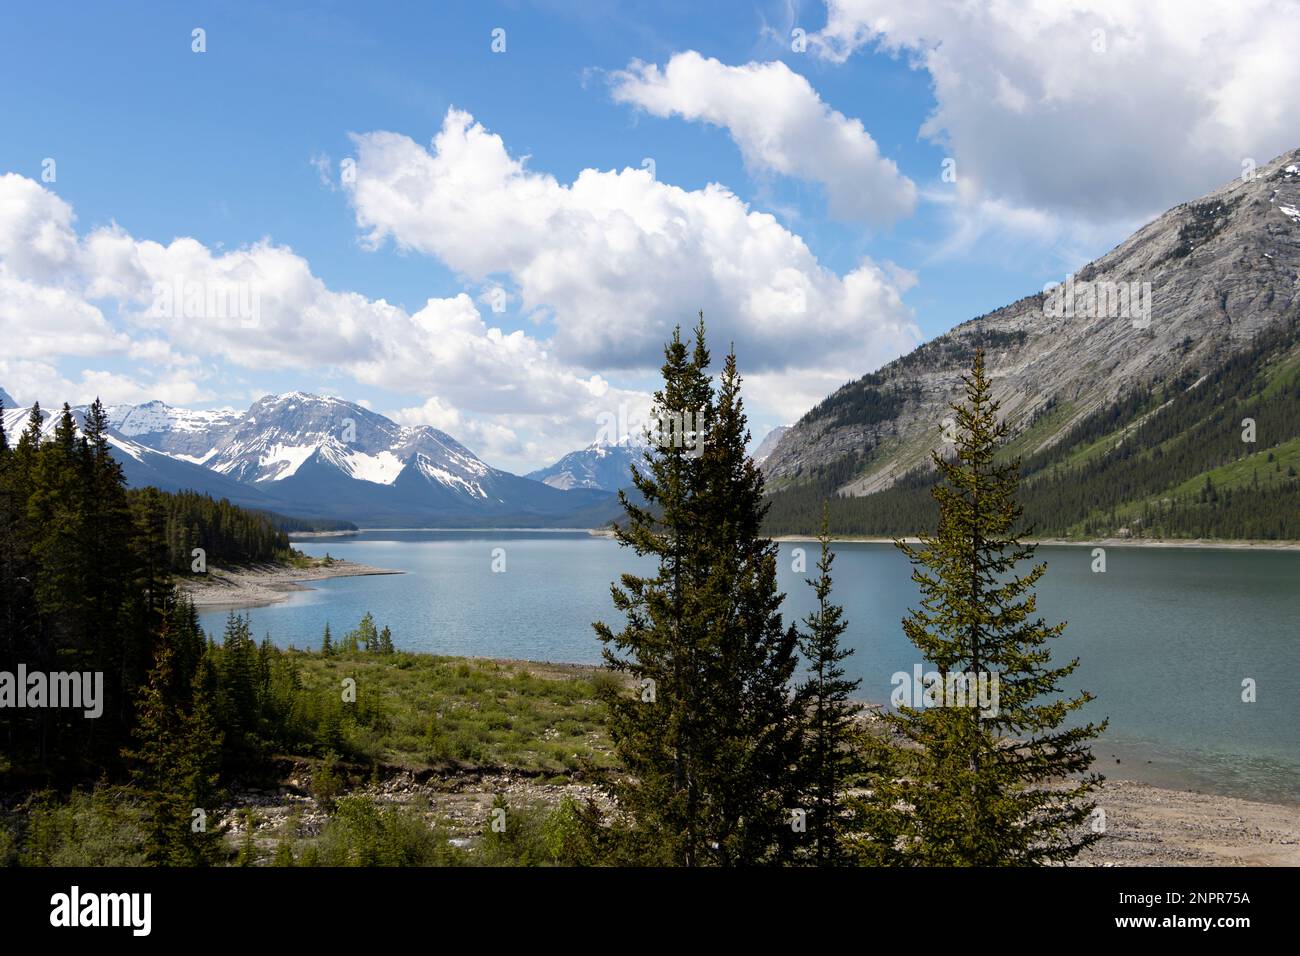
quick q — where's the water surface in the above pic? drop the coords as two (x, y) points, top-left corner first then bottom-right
(198, 531), (1300, 804)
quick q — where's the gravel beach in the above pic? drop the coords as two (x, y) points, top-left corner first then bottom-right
(178, 560), (403, 609)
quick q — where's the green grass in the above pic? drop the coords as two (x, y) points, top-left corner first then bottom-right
(1257, 348), (1300, 401)
(1066, 437), (1300, 535)
(1163, 437), (1300, 498)
(291, 652), (621, 775)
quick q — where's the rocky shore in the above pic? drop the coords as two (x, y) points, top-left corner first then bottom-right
(178, 559), (402, 610)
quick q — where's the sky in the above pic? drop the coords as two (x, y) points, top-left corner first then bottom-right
(2, 0), (1298, 472)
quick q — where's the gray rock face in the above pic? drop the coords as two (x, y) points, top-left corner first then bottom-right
(763, 149), (1300, 495)
(751, 425), (789, 465)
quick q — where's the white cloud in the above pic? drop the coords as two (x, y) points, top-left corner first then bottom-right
(815, 0), (1300, 223)
(608, 51), (916, 225)
(0, 171), (663, 470)
(345, 107), (921, 378)
(0, 173), (80, 281)
(0, 358), (210, 409)
(0, 274), (130, 359)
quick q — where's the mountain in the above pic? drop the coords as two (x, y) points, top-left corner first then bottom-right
(0, 387), (16, 409)
(105, 400), (242, 462)
(527, 441), (643, 491)
(531, 424), (795, 492)
(763, 149), (1300, 540)
(751, 426), (789, 465)
(1, 402), (279, 510)
(83, 392), (618, 527)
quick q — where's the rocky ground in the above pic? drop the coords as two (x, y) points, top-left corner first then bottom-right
(227, 764), (616, 854)
(225, 765), (1300, 866)
(1077, 778), (1300, 866)
(178, 559), (402, 610)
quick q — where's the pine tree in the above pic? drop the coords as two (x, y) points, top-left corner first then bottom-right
(595, 318), (798, 865)
(80, 398), (141, 739)
(272, 834), (296, 866)
(217, 612), (260, 765)
(236, 808), (258, 866)
(859, 349), (1106, 865)
(356, 611), (378, 652)
(124, 639), (226, 865)
(377, 625), (394, 655)
(321, 622), (334, 656)
(792, 507), (864, 866)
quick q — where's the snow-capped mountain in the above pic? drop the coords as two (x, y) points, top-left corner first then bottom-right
(532, 426), (794, 491)
(4, 390), (619, 527)
(203, 393), (488, 492)
(0, 387), (16, 409)
(1, 401), (278, 510)
(105, 400), (242, 462)
(527, 441), (644, 492)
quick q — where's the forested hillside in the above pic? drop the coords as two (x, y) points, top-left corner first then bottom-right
(765, 314), (1300, 539)
(763, 150), (1300, 540)
(0, 399), (312, 779)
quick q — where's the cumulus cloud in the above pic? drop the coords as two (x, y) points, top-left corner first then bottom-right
(0, 358), (210, 409)
(345, 107), (920, 377)
(0, 171), (659, 469)
(608, 51), (916, 226)
(814, 0), (1300, 223)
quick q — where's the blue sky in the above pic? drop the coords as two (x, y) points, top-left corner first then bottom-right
(2, 1), (1296, 470)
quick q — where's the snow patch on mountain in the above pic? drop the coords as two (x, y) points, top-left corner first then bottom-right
(343, 448), (404, 485)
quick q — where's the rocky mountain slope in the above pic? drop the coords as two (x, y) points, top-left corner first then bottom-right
(752, 426), (789, 465)
(763, 149), (1300, 530)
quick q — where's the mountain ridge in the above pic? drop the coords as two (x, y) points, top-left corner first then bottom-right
(762, 148), (1300, 539)
(2, 393), (619, 528)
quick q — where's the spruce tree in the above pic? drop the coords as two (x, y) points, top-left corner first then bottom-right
(321, 622), (334, 656)
(81, 398), (141, 739)
(859, 349), (1105, 865)
(792, 507), (863, 866)
(217, 612), (260, 765)
(357, 611), (378, 652)
(595, 318), (798, 866)
(125, 638), (226, 865)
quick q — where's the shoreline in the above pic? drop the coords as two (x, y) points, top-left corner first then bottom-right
(179, 559), (403, 610)
(1078, 778), (1300, 866)
(292, 526), (1300, 551)
(768, 534), (1300, 551)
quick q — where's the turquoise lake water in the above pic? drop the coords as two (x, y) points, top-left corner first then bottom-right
(198, 530), (1300, 804)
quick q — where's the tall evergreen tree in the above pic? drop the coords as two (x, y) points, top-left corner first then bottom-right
(216, 612), (261, 766)
(792, 507), (863, 866)
(595, 318), (798, 865)
(859, 349), (1106, 865)
(124, 639), (226, 865)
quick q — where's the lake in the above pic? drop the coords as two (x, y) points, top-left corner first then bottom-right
(198, 530), (1300, 805)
